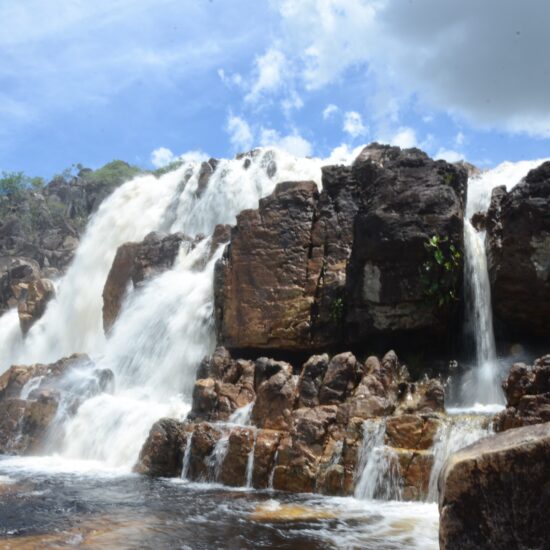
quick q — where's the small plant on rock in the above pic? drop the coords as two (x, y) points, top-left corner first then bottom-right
(420, 234), (462, 307)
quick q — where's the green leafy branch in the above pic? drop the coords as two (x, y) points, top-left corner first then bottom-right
(420, 234), (462, 307)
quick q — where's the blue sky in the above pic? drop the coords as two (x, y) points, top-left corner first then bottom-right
(1, 0), (550, 177)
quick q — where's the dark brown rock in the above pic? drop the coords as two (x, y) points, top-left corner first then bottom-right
(219, 427), (254, 486)
(134, 418), (189, 477)
(486, 162), (550, 340)
(439, 423), (550, 550)
(319, 352), (359, 405)
(296, 354), (329, 408)
(17, 277), (55, 334)
(251, 429), (282, 488)
(346, 145), (467, 350)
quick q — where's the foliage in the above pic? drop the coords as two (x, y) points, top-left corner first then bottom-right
(79, 160), (142, 187)
(151, 159), (184, 177)
(0, 171), (45, 197)
(329, 296), (345, 324)
(420, 234), (462, 307)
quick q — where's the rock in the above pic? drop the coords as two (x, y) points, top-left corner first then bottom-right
(396, 449), (434, 501)
(439, 423), (550, 550)
(189, 348), (255, 422)
(297, 354), (329, 408)
(251, 358), (296, 430)
(0, 399), (27, 454)
(17, 277), (55, 334)
(219, 427), (254, 486)
(251, 429), (282, 488)
(134, 418), (189, 477)
(214, 181), (321, 351)
(494, 355), (550, 431)
(102, 233), (189, 332)
(187, 423), (222, 481)
(346, 145), (467, 350)
(486, 162), (550, 340)
(319, 352), (359, 405)
(385, 414), (440, 450)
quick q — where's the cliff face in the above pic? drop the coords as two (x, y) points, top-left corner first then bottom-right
(214, 144), (467, 355)
(486, 161), (550, 341)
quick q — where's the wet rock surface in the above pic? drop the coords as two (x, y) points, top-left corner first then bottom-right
(138, 347), (449, 500)
(494, 355), (550, 431)
(439, 422), (550, 550)
(487, 162), (550, 340)
(215, 144), (467, 354)
(0, 354), (112, 454)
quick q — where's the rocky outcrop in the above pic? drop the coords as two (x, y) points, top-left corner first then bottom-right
(0, 354), (113, 454)
(486, 162), (550, 340)
(439, 423), (550, 550)
(137, 347), (447, 500)
(102, 232), (190, 332)
(0, 257), (55, 334)
(494, 355), (550, 432)
(346, 146), (467, 349)
(134, 418), (190, 477)
(214, 144), (467, 354)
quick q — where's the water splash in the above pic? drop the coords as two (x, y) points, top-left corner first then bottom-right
(181, 433), (192, 480)
(245, 430), (257, 488)
(228, 402), (254, 426)
(427, 414), (493, 501)
(354, 419), (401, 501)
(207, 432), (229, 482)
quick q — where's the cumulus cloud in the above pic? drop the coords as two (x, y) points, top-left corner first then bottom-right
(151, 147), (208, 168)
(322, 104), (339, 120)
(269, 0), (550, 136)
(260, 128), (313, 156)
(246, 48), (287, 102)
(435, 148), (465, 163)
(343, 111), (368, 138)
(226, 114), (254, 151)
(389, 127), (417, 149)
(323, 143), (366, 165)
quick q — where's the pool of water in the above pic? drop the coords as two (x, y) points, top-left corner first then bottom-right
(0, 455), (438, 550)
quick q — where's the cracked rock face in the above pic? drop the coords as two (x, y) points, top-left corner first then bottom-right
(214, 144), (467, 354)
(486, 161), (550, 340)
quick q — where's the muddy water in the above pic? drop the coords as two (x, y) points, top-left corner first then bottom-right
(0, 456), (438, 550)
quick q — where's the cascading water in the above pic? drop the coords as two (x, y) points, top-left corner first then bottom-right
(461, 158), (548, 405)
(0, 148), (324, 469)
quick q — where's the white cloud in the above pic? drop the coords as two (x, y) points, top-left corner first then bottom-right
(218, 68), (244, 88)
(323, 143), (366, 165)
(151, 147), (208, 168)
(389, 127), (417, 148)
(260, 128), (312, 157)
(322, 104), (339, 120)
(151, 147), (175, 168)
(226, 114), (254, 151)
(269, 0), (550, 137)
(281, 91), (304, 114)
(455, 132), (465, 147)
(246, 48), (287, 102)
(435, 148), (465, 163)
(343, 111), (368, 138)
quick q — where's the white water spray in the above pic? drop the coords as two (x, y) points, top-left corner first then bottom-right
(462, 158), (548, 405)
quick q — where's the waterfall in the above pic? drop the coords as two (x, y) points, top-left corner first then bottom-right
(426, 414), (493, 501)
(208, 432), (230, 482)
(0, 148), (323, 469)
(354, 419), (401, 501)
(461, 158), (549, 406)
(228, 402), (254, 426)
(245, 430), (257, 488)
(181, 433), (192, 480)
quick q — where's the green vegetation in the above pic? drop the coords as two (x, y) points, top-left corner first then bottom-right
(151, 159), (185, 178)
(329, 296), (345, 324)
(0, 171), (45, 197)
(420, 234), (462, 307)
(80, 160), (142, 187)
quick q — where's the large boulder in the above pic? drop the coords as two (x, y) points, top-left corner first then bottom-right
(134, 418), (189, 477)
(102, 232), (189, 332)
(346, 145), (467, 350)
(214, 144), (467, 355)
(439, 423), (550, 549)
(486, 162), (550, 340)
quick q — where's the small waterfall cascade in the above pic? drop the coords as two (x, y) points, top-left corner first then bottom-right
(245, 430), (257, 488)
(354, 419), (401, 501)
(427, 414), (493, 501)
(181, 433), (193, 480)
(228, 402), (254, 426)
(462, 158), (549, 405)
(208, 432), (230, 482)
